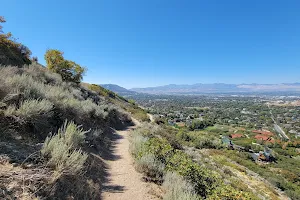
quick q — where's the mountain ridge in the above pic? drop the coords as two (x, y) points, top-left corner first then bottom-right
(101, 84), (137, 96)
(130, 83), (300, 94)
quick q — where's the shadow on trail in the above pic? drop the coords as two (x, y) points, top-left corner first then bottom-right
(0, 117), (135, 199)
(86, 122), (137, 199)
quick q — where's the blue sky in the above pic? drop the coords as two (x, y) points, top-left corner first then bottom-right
(1, 0), (300, 88)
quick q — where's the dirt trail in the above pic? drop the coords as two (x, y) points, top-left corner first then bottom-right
(147, 113), (154, 123)
(102, 120), (160, 200)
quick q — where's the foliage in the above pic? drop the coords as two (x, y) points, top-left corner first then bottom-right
(208, 184), (258, 200)
(130, 123), (263, 199)
(0, 17), (32, 66)
(128, 99), (136, 105)
(6, 99), (53, 120)
(0, 63), (132, 143)
(135, 154), (165, 180)
(189, 119), (214, 131)
(163, 172), (199, 200)
(143, 137), (173, 163)
(44, 49), (86, 83)
(129, 130), (148, 156)
(131, 125), (219, 198)
(4, 99), (54, 133)
(0, 16), (5, 32)
(41, 121), (88, 176)
(165, 150), (219, 197)
(126, 106), (149, 122)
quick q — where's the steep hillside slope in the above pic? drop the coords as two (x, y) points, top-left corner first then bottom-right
(0, 63), (147, 199)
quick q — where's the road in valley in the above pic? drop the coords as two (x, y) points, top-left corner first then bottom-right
(267, 103), (289, 140)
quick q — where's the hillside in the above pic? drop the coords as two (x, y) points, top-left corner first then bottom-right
(101, 84), (138, 96)
(0, 17), (32, 67)
(0, 63), (153, 199)
(131, 83), (300, 94)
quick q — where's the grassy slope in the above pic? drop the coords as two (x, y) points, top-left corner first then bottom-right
(0, 63), (147, 199)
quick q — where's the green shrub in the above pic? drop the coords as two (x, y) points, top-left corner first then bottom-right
(88, 84), (110, 97)
(127, 107), (149, 122)
(41, 121), (88, 176)
(130, 125), (221, 198)
(208, 184), (258, 200)
(166, 150), (219, 197)
(44, 84), (73, 101)
(43, 69), (63, 84)
(15, 99), (53, 119)
(5, 74), (45, 99)
(4, 99), (53, 131)
(176, 130), (191, 142)
(195, 138), (222, 149)
(60, 121), (88, 147)
(143, 137), (173, 163)
(136, 154), (165, 180)
(163, 172), (199, 200)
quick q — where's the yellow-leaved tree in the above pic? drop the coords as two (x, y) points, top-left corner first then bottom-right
(44, 49), (86, 83)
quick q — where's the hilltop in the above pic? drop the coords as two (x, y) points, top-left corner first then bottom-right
(101, 84), (138, 96)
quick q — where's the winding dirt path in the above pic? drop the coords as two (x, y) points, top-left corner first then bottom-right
(101, 120), (160, 200)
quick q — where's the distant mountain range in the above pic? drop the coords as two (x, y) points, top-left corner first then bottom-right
(130, 83), (300, 94)
(101, 84), (138, 96)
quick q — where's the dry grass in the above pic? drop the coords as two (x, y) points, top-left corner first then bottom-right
(163, 172), (199, 200)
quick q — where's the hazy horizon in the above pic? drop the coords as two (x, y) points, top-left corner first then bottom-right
(101, 82), (300, 90)
(2, 0), (300, 88)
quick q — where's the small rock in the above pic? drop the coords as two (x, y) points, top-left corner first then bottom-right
(15, 135), (22, 140)
(12, 163), (18, 167)
(25, 163), (33, 168)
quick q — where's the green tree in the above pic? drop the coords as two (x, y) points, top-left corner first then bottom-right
(0, 16), (6, 33)
(44, 49), (86, 83)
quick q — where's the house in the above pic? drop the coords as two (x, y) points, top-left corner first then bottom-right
(252, 130), (274, 136)
(230, 134), (244, 139)
(254, 135), (275, 144)
(222, 137), (231, 145)
(251, 147), (274, 162)
(175, 122), (185, 128)
(168, 119), (175, 126)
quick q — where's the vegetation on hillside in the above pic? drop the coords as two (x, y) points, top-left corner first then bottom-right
(0, 16), (32, 66)
(87, 84), (149, 122)
(0, 62), (135, 199)
(130, 123), (260, 199)
(45, 49), (86, 83)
